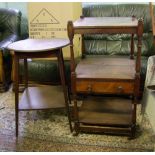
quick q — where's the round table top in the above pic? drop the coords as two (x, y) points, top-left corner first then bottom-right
(7, 38), (70, 52)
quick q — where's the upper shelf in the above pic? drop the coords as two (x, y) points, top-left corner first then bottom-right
(73, 17), (138, 28)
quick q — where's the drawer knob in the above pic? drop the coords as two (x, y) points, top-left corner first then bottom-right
(117, 86), (123, 92)
(87, 84), (92, 92)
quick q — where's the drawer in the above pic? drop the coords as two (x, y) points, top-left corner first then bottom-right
(76, 80), (134, 94)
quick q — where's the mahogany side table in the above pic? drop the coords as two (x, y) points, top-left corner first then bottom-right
(67, 17), (143, 138)
(8, 38), (72, 137)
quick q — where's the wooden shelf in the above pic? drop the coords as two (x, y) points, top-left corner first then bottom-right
(19, 86), (66, 110)
(76, 56), (135, 80)
(79, 97), (133, 127)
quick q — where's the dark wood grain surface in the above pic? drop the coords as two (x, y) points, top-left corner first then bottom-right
(79, 97), (132, 126)
(7, 38), (69, 52)
(76, 56), (135, 80)
(19, 86), (65, 110)
(74, 17), (138, 28)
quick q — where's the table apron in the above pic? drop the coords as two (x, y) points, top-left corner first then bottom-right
(14, 50), (59, 59)
(74, 27), (137, 34)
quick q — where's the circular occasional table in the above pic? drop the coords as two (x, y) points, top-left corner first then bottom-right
(8, 38), (72, 137)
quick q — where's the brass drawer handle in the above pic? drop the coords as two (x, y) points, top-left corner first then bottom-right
(117, 86), (123, 92)
(87, 84), (92, 92)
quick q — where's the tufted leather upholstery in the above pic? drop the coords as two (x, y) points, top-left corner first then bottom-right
(0, 8), (21, 91)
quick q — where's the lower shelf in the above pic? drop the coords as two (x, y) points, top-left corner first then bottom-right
(78, 97), (133, 127)
(19, 86), (66, 110)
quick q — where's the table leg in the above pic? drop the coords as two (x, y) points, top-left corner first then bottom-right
(57, 49), (73, 132)
(24, 58), (28, 89)
(14, 54), (19, 137)
(130, 34), (134, 59)
(130, 97), (137, 139)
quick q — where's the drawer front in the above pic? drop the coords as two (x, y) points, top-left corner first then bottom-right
(76, 81), (134, 94)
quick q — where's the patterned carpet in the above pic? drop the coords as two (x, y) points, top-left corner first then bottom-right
(0, 89), (155, 152)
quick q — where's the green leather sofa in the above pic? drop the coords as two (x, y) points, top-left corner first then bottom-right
(0, 8), (21, 92)
(18, 3), (154, 94)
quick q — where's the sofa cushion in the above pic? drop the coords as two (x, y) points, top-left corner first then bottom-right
(84, 33), (154, 56)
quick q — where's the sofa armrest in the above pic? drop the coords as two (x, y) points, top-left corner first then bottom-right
(145, 55), (155, 90)
(0, 34), (19, 50)
(0, 34), (19, 59)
